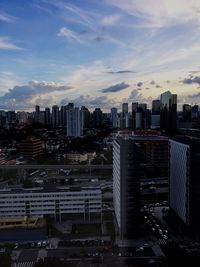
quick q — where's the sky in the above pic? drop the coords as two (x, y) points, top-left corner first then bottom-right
(1, 0), (200, 111)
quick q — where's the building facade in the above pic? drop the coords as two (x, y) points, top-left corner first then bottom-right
(66, 107), (83, 137)
(0, 186), (102, 222)
(113, 137), (140, 241)
(169, 137), (200, 234)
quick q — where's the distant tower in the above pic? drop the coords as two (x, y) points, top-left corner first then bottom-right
(81, 106), (91, 128)
(45, 107), (51, 125)
(111, 107), (118, 128)
(93, 108), (103, 127)
(66, 107), (83, 137)
(151, 100), (160, 129)
(35, 105), (40, 123)
(52, 105), (59, 127)
(160, 91), (177, 133)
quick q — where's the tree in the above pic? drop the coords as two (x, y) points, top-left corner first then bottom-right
(0, 252), (11, 267)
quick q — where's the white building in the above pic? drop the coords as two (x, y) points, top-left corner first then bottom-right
(169, 139), (189, 225)
(169, 137), (200, 233)
(0, 186), (102, 221)
(66, 107), (83, 137)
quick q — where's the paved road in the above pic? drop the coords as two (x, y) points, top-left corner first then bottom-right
(0, 164), (112, 170)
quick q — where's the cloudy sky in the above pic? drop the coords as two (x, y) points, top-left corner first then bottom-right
(1, 0), (200, 111)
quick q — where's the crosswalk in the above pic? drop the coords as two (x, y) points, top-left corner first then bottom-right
(158, 239), (168, 245)
(16, 262), (35, 267)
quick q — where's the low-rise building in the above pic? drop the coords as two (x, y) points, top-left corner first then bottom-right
(0, 186), (102, 222)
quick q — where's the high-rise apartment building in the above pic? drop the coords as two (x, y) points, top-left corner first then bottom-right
(34, 105), (40, 123)
(113, 137), (140, 241)
(66, 107), (83, 137)
(81, 106), (91, 128)
(45, 107), (51, 125)
(182, 104), (191, 122)
(93, 108), (103, 127)
(111, 107), (118, 128)
(151, 100), (161, 128)
(122, 103), (128, 114)
(52, 105), (59, 127)
(169, 137), (200, 235)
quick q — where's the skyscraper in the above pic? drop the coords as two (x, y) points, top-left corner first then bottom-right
(93, 108), (103, 127)
(151, 100), (161, 129)
(111, 107), (118, 128)
(34, 105), (40, 123)
(45, 107), (51, 125)
(113, 137), (140, 241)
(160, 91), (177, 133)
(169, 137), (200, 235)
(52, 105), (59, 127)
(66, 107), (83, 137)
(60, 105), (67, 126)
(81, 106), (91, 128)
(122, 103), (128, 114)
(132, 102), (138, 130)
(182, 104), (191, 122)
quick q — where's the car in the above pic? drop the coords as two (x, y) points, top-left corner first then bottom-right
(136, 247), (144, 252)
(30, 242), (35, 248)
(163, 235), (168, 240)
(14, 243), (18, 249)
(151, 227), (156, 232)
(42, 241), (47, 247)
(37, 241), (42, 247)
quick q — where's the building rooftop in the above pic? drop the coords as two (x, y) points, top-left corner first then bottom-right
(0, 185), (101, 194)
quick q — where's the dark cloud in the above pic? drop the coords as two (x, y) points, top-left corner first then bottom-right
(182, 76), (200, 85)
(60, 95), (117, 108)
(150, 80), (156, 85)
(0, 81), (73, 109)
(189, 71), (200, 74)
(146, 87), (150, 90)
(128, 89), (139, 99)
(156, 84), (162, 88)
(107, 70), (135, 74)
(188, 92), (200, 98)
(137, 82), (143, 87)
(95, 36), (104, 42)
(101, 82), (129, 93)
(128, 89), (152, 104)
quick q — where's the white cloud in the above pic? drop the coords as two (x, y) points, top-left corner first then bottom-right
(106, 0), (200, 28)
(0, 12), (15, 23)
(57, 27), (83, 43)
(0, 81), (73, 109)
(101, 14), (121, 26)
(0, 37), (23, 50)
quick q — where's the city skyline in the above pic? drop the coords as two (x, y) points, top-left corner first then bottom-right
(1, 0), (200, 110)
